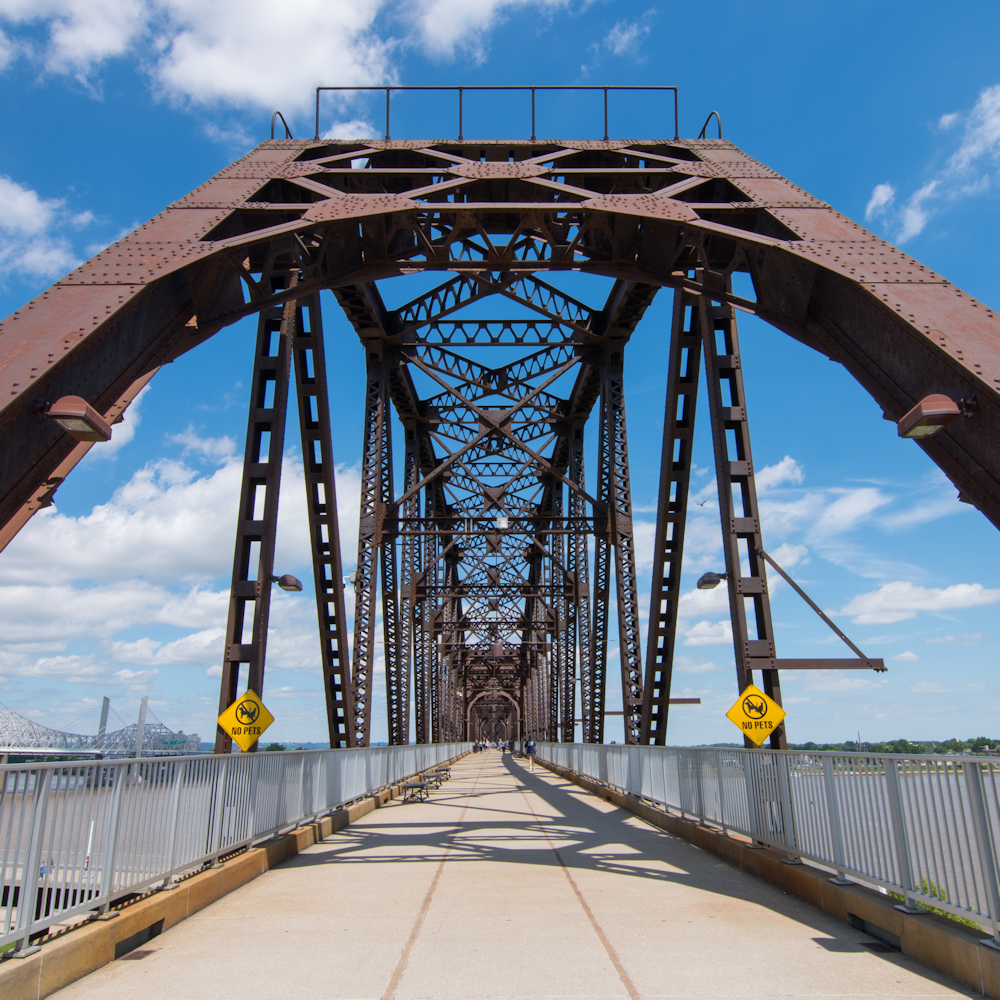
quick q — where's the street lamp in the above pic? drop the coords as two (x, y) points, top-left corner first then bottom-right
(897, 394), (961, 438)
(271, 574), (303, 592)
(697, 571), (727, 590)
(46, 396), (112, 442)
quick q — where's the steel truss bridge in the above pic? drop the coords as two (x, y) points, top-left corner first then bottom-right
(1, 90), (997, 752)
(0, 698), (200, 758)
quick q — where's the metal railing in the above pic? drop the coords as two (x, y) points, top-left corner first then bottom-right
(0, 743), (468, 953)
(313, 85), (680, 142)
(537, 743), (1000, 945)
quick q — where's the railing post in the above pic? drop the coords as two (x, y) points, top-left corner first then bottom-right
(247, 753), (260, 840)
(385, 88), (391, 141)
(821, 756), (851, 884)
(603, 88), (609, 142)
(458, 87), (463, 141)
(715, 751), (727, 835)
(14, 767), (52, 952)
(742, 750), (764, 845)
(161, 760), (185, 886)
(775, 753), (800, 861)
(98, 763), (128, 914)
(884, 759), (920, 912)
(694, 749), (706, 823)
(207, 758), (230, 863)
(964, 761), (1000, 948)
(531, 88), (536, 142)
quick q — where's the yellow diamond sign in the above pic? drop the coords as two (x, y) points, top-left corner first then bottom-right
(726, 683), (786, 746)
(218, 689), (274, 752)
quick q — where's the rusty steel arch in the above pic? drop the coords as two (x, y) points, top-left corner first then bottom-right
(1, 130), (998, 751)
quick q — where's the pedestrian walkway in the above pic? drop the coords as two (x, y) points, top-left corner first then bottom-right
(53, 752), (975, 999)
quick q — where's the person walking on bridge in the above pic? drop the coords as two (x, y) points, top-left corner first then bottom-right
(525, 738), (536, 771)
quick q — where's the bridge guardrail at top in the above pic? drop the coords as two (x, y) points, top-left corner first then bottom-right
(0, 743), (469, 954)
(536, 743), (1000, 947)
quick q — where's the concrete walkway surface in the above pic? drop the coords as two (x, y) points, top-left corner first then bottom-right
(52, 753), (976, 1000)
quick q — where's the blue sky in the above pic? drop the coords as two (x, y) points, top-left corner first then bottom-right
(1, 0), (999, 747)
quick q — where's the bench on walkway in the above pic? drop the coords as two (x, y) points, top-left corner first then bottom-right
(402, 780), (432, 802)
(425, 768), (450, 787)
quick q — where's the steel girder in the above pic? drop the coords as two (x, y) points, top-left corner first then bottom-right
(3, 137), (1000, 748)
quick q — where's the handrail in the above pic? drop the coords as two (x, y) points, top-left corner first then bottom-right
(697, 110), (722, 139)
(0, 743), (469, 953)
(270, 110), (293, 140)
(314, 85), (680, 143)
(537, 743), (1000, 944)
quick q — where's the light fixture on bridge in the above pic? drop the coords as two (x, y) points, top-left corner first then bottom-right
(490, 641), (504, 658)
(897, 394), (961, 438)
(696, 572), (727, 590)
(496, 514), (509, 530)
(46, 396), (112, 442)
(272, 574), (303, 592)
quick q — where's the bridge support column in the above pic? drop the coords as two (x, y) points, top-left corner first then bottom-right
(699, 277), (786, 749)
(290, 292), (354, 748)
(642, 289), (703, 744)
(215, 283), (293, 753)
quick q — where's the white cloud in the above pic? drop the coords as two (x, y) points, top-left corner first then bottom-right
(678, 584), (730, 619)
(926, 632), (985, 647)
(0, 1), (578, 114)
(769, 543), (808, 569)
(674, 658), (720, 674)
(603, 10), (654, 56)
(910, 681), (985, 694)
(877, 84), (1000, 242)
(406, 0), (571, 61)
(111, 627), (225, 666)
(804, 674), (889, 692)
(892, 650), (919, 661)
(813, 487), (892, 536)
(682, 620), (732, 646)
(0, 26), (15, 69)
(323, 119), (379, 140)
(864, 182), (895, 221)
(755, 455), (803, 492)
(83, 384), (149, 461)
(167, 426), (237, 461)
(837, 581), (1000, 625)
(897, 180), (938, 243)
(0, 173), (81, 279)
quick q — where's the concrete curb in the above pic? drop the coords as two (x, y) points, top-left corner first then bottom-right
(540, 758), (1000, 998)
(0, 755), (466, 1000)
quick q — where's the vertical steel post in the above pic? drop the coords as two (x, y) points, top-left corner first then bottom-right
(351, 346), (390, 747)
(642, 289), (702, 743)
(398, 433), (421, 745)
(590, 391), (612, 745)
(291, 292), (355, 747)
(216, 284), (293, 752)
(568, 430), (591, 743)
(381, 410), (406, 745)
(601, 350), (644, 744)
(698, 278), (785, 748)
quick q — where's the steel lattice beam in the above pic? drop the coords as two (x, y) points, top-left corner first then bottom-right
(3, 134), (999, 750)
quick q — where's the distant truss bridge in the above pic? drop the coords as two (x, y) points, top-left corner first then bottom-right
(0, 696), (200, 759)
